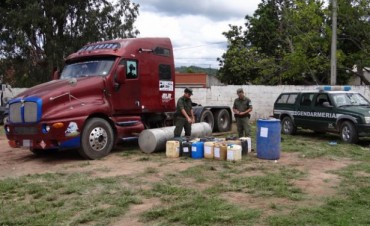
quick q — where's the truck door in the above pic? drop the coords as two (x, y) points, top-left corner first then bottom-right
(295, 93), (314, 128)
(111, 59), (141, 114)
(312, 94), (336, 132)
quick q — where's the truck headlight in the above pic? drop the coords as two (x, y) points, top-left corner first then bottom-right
(365, 117), (370, 124)
(42, 124), (51, 134)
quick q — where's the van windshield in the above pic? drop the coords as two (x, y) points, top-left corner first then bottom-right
(332, 93), (370, 107)
(60, 57), (116, 79)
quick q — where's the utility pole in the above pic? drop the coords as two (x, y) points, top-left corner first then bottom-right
(330, 0), (338, 85)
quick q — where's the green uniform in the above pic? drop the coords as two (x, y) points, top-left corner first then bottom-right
(233, 97), (252, 137)
(174, 96), (193, 137)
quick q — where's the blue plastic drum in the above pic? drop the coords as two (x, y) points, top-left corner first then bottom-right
(256, 119), (281, 160)
(191, 141), (204, 159)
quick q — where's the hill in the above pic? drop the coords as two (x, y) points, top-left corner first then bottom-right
(175, 66), (218, 77)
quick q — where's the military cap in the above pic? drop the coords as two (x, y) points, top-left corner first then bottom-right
(184, 87), (193, 95)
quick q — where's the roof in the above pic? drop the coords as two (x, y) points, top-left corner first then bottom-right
(281, 90), (358, 94)
(65, 37), (173, 62)
(175, 73), (207, 88)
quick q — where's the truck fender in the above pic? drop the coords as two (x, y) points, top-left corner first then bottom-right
(278, 111), (295, 121)
(192, 106), (214, 131)
(336, 115), (357, 129)
(192, 106), (204, 122)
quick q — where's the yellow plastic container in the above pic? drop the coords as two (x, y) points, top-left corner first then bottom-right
(204, 141), (215, 159)
(166, 140), (180, 158)
(227, 144), (242, 161)
(214, 142), (227, 160)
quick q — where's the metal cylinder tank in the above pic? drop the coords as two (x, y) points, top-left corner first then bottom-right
(138, 122), (212, 153)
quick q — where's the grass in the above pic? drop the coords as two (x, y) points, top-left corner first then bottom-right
(281, 130), (370, 160)
(0, 173), (142, 225)
(141, 194), (261, 226)
(0, 123), (370, 225)
(267, 164), (370, 225)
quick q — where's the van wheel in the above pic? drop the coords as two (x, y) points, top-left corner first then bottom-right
(340, 121), (358, 143)
(213, 109), (231, 132)
(200, 110), (214, 131)
(281, 117), (296, 135)
(79, 118), (114, 159)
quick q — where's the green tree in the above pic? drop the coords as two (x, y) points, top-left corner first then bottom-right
(280, 0), (330, 84)
(218, 0), (370, 85)
(336, 0), (370, 84)
(0, 0), (139, 87)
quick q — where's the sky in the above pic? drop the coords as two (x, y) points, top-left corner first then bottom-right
(131, 0), (262, 69)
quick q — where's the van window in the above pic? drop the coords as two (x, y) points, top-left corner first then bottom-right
(315, 94), (331, 106)
(126, 60), (137, 79)
(154, 47), (171, 57)
(276, 93), (297, 104)
(301, 93), (313, 106)
(287, 94), (298, 104)
(277, 94), (289, 103)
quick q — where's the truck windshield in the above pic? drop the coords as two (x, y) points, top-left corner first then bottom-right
(332, 93), (370, 107)
(60, 57), (115, 79)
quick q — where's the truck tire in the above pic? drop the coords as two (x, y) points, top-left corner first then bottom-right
(79, 118), (114, 159)
(213, 109), (231, 132)
(340, 121), (358, 143)
(200, 110), (214, 131)
(281, 116), (297, 135)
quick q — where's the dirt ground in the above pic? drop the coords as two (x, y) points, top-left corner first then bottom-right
(0, 134), (353, 225)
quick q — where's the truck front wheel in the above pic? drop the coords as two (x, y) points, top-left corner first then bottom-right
(340, 121), (358, 143)
(79, 118), (114, 159)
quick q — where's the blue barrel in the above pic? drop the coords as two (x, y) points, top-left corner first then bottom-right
(191, 141), (204, 159)
(256, 119), (281, 160)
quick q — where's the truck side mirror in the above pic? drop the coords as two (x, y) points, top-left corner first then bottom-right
(116, 65), (126, 84)
(322, 102), (333, 108)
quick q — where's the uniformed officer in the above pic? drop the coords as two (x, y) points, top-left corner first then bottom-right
(174, 87), (195, 137)
(233, 88), (253, 137)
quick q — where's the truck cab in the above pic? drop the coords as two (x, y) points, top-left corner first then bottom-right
(4, 38), (232, 159)
(5, 38), (176, 159)
(273, 86), (370, 143)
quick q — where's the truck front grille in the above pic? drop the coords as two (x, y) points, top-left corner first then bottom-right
(9, 98), (42, 123)
(9, 102), (22, 123)
(24, 102), (38, 122)
(14, 126), (38, 135)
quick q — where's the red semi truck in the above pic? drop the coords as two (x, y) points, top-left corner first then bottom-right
(4, 37), (232, 159)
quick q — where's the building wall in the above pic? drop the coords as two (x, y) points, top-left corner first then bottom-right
(2, 87), (27, 104)
(10, 85), (370, 122)
(176, 85), (370, 121)
(207, 75), (224, 87)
